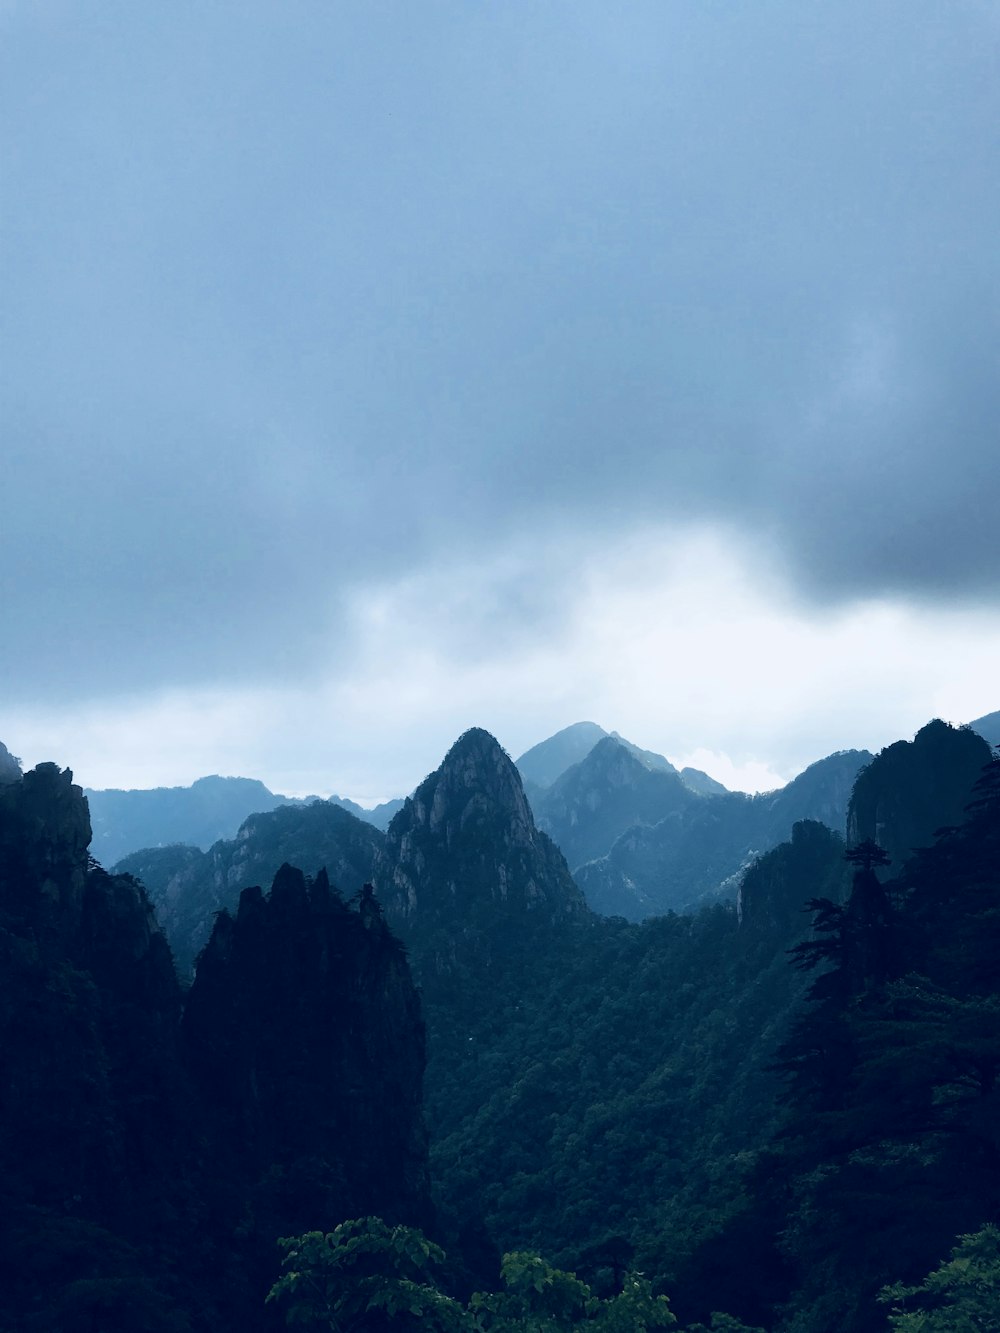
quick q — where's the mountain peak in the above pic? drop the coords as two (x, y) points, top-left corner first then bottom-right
(376, 728), (586, 948)
(515, 721), (609, 788)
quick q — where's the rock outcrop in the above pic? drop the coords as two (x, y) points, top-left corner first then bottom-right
(375, 728), (587, 974)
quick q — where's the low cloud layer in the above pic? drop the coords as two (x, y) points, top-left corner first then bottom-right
(2, 3), (998, 780)
(7, 528), (999, 798)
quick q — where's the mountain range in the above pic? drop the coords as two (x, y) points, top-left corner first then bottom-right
(1, 711), (998, 1332)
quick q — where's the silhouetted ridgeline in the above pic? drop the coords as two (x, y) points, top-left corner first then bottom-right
(0, 762), (431, 1332)
(3, 717), (998, 1333)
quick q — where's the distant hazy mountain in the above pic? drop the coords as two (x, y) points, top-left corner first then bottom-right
(86, 774), (401, 865)
(576, 748), (872, 920)
(516, 721), (728, 800)
(679, 766), (728, 796)
(515, 722), (610, 787)
(531, 735), (696, 871)
(116, 801), (385, 976)
(969, 708), (1000, 747)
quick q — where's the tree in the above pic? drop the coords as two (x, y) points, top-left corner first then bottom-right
(268, 1219), (759, 1333)
(879, 1224), (1000, 1331)
(267, 1217), (469, 1333)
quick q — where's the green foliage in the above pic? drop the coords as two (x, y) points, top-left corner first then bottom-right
(268, 1217), (468, 1332)
(270, 1220), (762, 1333)
(879, 1224), (1000, 1331)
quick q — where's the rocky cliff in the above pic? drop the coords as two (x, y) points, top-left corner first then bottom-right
(374, 728), (586, 974)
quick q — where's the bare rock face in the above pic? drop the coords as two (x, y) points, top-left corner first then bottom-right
(374, 729), (587, 961)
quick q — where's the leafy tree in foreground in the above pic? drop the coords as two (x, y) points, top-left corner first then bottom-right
(267, 1217), (467, 1333)
(879, 1223), (1000, 1331)
(268, 1218), (765, 1333)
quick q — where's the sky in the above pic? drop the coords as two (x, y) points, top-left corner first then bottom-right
(2, 1), (999, 802)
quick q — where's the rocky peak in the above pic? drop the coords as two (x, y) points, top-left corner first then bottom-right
(515, 721), (609, 788)
(375, 728), (586, 948)
(0, 762), (92, 938)
(420, 727), (537, 841)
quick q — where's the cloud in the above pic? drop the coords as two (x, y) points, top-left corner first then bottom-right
(6, 526), (998, 798)
(1, 1), (998, 717)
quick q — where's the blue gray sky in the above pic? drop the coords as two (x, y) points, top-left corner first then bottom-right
(2, 1), (999, 799)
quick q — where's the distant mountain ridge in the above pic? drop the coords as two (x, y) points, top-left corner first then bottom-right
(86, 773), (402, 865)
(531, 735), (697, 871)
(575, 748), (872, 919)
(968, 707), (1000, 747)
(116, 801), (385, 976)
(515, 721), (727, 798)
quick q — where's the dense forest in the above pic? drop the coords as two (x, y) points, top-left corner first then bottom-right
(1, 720), (998, 1330)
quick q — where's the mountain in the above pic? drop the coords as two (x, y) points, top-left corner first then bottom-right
(515, 721), (723, 798)
(847, 718), (993, 870)
(968, 706), (1000, 747)
(679, 766), (728, 797)
(374, 728), (586, 967)
(86, 774), (402, 866)
(737, 818), (849, 933)
(531, 735), (697, 871)
(116, 800), (385, 977)
(576, 748), (871, 920)
(515, 721), (610, 787)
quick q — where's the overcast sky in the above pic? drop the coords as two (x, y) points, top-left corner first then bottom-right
(2, 1), (998, 800)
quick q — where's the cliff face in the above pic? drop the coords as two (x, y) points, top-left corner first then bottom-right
(374, 729), (586, 971)
(847, 720), (992, 870)
(0, 761), (93, 941)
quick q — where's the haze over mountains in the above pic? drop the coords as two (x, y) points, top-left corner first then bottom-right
(84, 714), (999, 932)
